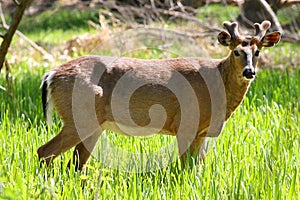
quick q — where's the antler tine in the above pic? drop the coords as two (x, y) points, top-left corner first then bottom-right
(223, 21), (241, 41)
(254, 20), (271, 41)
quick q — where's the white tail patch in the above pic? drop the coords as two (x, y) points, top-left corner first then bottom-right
(42, 71), (56, 126)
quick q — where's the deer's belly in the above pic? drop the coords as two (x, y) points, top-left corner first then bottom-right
(100, 121), (175, 136)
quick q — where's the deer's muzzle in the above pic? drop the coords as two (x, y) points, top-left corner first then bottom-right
(242, 67), (256, 79)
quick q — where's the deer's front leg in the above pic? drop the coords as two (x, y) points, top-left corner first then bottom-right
(177, 134), (207, 167)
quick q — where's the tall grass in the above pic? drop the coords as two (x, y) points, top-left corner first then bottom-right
(0, 60), (299, 199)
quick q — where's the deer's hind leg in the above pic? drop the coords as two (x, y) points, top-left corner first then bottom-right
(68, 131), (101, 171)
(37, 124), (81, 166)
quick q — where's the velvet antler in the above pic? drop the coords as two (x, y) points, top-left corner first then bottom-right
(254, 20), (271, 41)
(223, 21), (241, 41)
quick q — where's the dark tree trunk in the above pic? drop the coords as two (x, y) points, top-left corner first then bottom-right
(237, 0), (283, 32)
(0, 0), (33, 72)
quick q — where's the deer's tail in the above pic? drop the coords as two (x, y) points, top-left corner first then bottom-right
(41, 71), (56, 126)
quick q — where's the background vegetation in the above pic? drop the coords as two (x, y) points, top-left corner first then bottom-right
(0, 2), (299, 199)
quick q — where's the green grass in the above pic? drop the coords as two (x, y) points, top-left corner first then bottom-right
(0, 62), (299, 199)
(19, 8), (99, 34)
(17, 8), (99, 47)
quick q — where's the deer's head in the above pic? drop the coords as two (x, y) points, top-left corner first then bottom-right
(218, 20), (281, 80)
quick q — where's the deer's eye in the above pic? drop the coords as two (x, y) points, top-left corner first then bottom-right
(233, 50), (240, 56)
(242, 41), (248, 46)
(254, 50), (260, 57)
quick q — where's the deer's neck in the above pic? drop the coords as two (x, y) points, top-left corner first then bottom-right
(219, 55), (252, 120)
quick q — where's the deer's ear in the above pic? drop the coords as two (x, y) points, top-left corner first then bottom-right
(261, 31), (281, 47)
(218, 31), (231, 46)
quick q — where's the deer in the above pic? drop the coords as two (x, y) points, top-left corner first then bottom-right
(37, 20), (281, 171)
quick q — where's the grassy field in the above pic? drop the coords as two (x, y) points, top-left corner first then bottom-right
(1, 4), (300, 200)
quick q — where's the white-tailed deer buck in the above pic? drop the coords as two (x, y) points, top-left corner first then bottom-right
(38, 21), (281, 171)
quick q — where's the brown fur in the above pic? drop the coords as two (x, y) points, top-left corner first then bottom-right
(37, 21), (281, 171)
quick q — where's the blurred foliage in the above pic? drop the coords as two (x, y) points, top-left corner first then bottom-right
(19, 9), (99, 34)
(196, 4), (240, 24)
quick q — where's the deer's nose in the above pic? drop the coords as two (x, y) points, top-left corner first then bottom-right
(242, 68), (256, 79)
